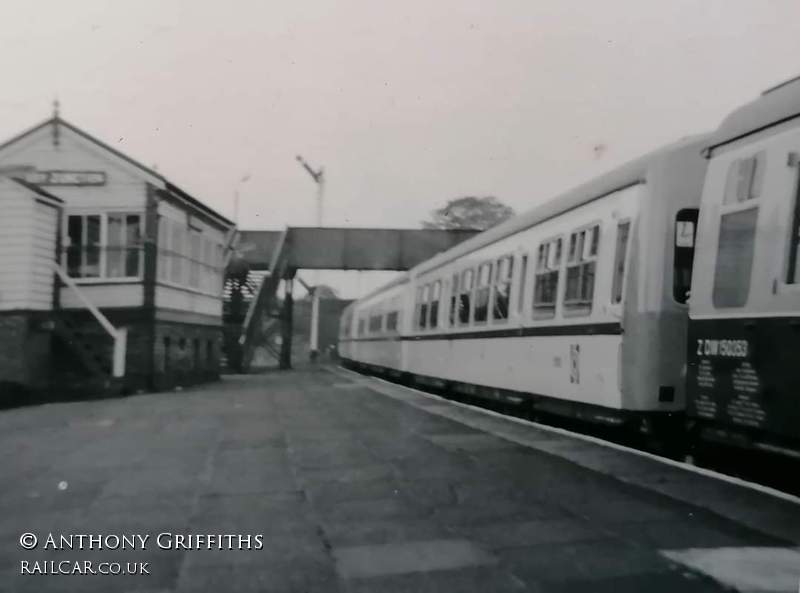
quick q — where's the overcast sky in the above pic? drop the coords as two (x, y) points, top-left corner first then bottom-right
(2, 1), (799, 296)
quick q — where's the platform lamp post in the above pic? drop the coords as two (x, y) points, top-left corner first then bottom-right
(296, 155), (324, 362)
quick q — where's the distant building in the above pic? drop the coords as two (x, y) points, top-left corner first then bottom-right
(0, 114), (236, 401)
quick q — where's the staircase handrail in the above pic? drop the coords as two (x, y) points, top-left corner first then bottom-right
(240, 227), (289, 338)
(237, 228), (290, 369)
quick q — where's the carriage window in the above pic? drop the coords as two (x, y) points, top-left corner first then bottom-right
(713, 207), (757, 308)
(492, 256), (514, 321)
(517, 254), (528, 314)
(723, 152), (765, 205)
(357, 318), (365, 336)
(369, 314), (382, 334)
(341, 312), (352, 337)
(673, 210), (698, 303)
(612, 220), (631, 304)
(458, 269), (474, 325)
(564, 224), (600, 314)
(533, 238), (561, 318)
(419, 284), (430, 329)
(429, 281), (441, 328)
(449, 273), (460, 326)
(386, 311), (399, 332)
(474, 262), (493, 323)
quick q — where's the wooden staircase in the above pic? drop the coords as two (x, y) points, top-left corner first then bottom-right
(223, 228), (291, 372)
(50, 312), (124, 397)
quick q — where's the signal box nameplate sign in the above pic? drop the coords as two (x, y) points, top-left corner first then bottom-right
(26, 170), (107, 186)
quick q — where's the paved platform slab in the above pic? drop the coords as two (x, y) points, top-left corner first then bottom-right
(0, 366), (797, 592)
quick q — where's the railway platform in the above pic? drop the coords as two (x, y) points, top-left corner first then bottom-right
(0, 366), (798, 593)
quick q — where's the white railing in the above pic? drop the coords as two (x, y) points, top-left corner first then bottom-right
(53, 263), (127, 378)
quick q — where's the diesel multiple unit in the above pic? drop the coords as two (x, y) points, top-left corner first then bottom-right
(340, 76), (800, 458)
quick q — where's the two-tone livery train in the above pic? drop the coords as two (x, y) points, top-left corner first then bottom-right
(340, 75), (800, 457)
(686, 77), (800, 457)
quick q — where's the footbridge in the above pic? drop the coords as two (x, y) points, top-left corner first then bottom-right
(223, 227), (478, 371)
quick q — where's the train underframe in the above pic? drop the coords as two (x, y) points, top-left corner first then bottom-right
(340, 357), (686, 454)
(340, 355), (800, 494)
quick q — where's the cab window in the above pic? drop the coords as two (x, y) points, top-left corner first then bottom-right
(713, 152), (764, 308)
(713, 208), (758, 307)
(723, 152), (765, 204)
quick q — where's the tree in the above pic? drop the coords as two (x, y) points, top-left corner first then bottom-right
(422, 196), (515, 231)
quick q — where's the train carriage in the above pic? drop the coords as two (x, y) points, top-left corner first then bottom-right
(339, 274), (409, 377)
(687, 76), (800, 457)
(342, 134), (710, 432)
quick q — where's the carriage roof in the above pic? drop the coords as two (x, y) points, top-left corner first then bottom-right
(706, 74), (800, 153)
(412, 134), (707, 277)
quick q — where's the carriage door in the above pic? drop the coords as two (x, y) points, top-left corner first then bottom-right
(674, 208), (699, 304)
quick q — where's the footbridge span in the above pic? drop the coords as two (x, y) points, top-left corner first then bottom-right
(224, 227), (478, 371)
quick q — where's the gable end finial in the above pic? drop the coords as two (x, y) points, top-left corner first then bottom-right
(52, 97), (60, 147)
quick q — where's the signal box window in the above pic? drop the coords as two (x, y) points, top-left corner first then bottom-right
(564, 224), (599, 314)
(107, 214), (143, 278)
(612, 220), (631, 304)
(713, 207), (758, 307)
(449, 273), (459, 326)
(474, 262), (493, 323)
(492, 256), (514, 321)
(66, 213), (143, 279)
(429, 281), (441, 328)
(67, 214), (101, 278)
(458, 269), (474, 325)
(533, 237), (562, 318)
